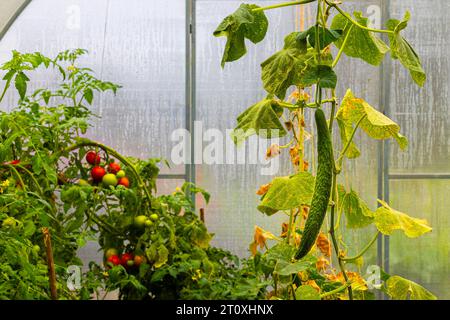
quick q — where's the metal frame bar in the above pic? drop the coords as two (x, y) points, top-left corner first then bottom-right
(0, 0), (31, 41)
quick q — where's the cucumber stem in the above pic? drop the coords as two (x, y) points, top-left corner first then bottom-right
(252, 0), (317, 12)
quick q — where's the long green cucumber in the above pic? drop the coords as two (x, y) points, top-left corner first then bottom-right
(295, 108), (333, 260)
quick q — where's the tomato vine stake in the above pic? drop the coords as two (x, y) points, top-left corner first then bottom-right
(215, 0), (433, 300)
(42, 227), (58, 300)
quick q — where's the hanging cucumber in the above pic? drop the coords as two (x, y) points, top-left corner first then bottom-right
(295, 108), (333, 260)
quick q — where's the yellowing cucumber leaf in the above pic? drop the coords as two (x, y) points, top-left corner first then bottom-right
(374, 200), (432, 238)
(331, 11), (389, 66)
(231, 98), (287, 145)
(250, 225), (279, 255)
(336, 89), (408, 150)
(386, 275), (437, 300)
(295, 285), (321, 300)
(257, 172), (315, 215)
(336, 117), (360, 158)
(338, 186), (374, 229)
(213, 4), (268, 68)
(261, 32), (312, 99)
(386, 12), (426, 87)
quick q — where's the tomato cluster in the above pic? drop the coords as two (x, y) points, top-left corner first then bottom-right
(105, 249), (147, 269)
(82, 151), (130, 188)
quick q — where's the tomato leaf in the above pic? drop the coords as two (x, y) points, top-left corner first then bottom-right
(386, 12), (426, 86)
(336, 89), (408, 150)
(374, 200), (432, 238)
(231, 98), (286, 145)
(257, 172), (315, 215)
(83, 88), (93, 105)
(386, 275), (437, 300)
(213, 3), (268, 68)
(331, 11), (389, 66)
(14, 72), (29, 100)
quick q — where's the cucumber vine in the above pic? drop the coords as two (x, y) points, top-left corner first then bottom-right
(215, 0), (435, 300)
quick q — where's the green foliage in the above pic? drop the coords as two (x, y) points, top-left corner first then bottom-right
(386, 12), (426, 86)
(331, 11), (389, 66)
(213, 3), (268, 67)
(257, 172), (315, 215)
(231, 97), (287, 145)
(385, 275), (437, 300)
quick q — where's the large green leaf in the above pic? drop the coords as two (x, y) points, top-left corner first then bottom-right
(374, 200), (432, 238)
(336, 89), (408, 150)
(257, 172), (315, 215)
(299, 63), (337, 89)
(298, 26), (342, 50)
(260, 33), (312, 99)
(231, 98), (287, 145)
(386, 275), (437, 300)
(213, 4), (268, 67)
(386, 12), (426, 86)
(331, 11), (389, 66)
(295, 285), (321, 300)
(338, 186), (374, 229)
(274, 260), (311, 276)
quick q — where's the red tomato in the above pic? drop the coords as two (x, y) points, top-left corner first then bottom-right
(118, 177), (130, 188)
(133, 255), (146, 267)
(107, 162), (121, 174)
(3, 160), (20, 165)
(91, 166), (106, 182)
(86, 151), (101, 165)
(107, 255), (121, 266)
(120, 253), (134, 266)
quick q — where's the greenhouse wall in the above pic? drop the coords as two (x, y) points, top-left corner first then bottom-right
(0, 0), (448, 300)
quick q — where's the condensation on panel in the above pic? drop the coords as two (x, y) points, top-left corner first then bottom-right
(389, 180), (450, 299)
(0, 0), (186, 174)
(388, 0), (450, 173)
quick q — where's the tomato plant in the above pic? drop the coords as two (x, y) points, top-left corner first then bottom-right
(0, 49), (266, 300)
(214, 0), (436, 300)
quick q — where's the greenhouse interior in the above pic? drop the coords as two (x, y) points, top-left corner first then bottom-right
(0, 0), (448, 302)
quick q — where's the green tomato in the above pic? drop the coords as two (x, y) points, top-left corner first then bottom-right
(116, 170), (126, 178)
(32, 245), (40, 253)
(149, 214), (159, 222)
(150, 234), (158, 242)
(127, 260), (135, 267)
(78, 179), (90, 186)
(145, 219), (153, 227)
(2, 217), (17, 228)
(134, 215), (148, 228)
(105, 248), (119, 259)
(102, 173), (118, 187)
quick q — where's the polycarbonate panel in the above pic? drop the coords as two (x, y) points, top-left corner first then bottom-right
(389, 180), (450, 299)
(388, 0), (450, 173)
(0, 0), (186, 174)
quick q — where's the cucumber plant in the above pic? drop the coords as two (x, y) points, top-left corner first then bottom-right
(215, 0), (435, 300)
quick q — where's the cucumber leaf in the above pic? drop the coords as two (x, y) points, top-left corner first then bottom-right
(386, 275), (437, 300)
(257, 172), (315, 215)
(386, 11), (426, 86)
(213, 4), (268, 67)
(331, 11), (389, 66)
(298, 26), (343, 50)
(261, 32), (312, 99)
(231, 98), (286, 145)
(336, 89), (408, 150)
(338, 186), (374, 229)
(374, 200), (432, 238)
(295, 285), (321, 300)
(299, 63), (337, 89)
